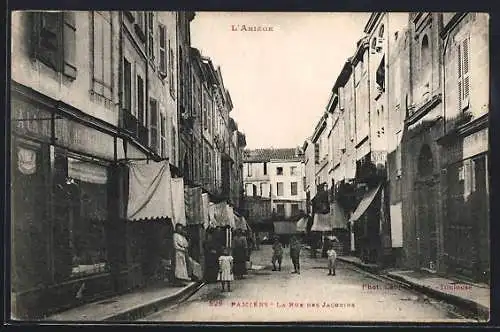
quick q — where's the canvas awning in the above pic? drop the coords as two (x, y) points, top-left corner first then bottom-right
(273, 221), (298, 235)
(227, 205), (236, 229)
(349, 183), (382, 223)
(296, 217), (308, 233)
(311, 213), (332, 232)
(208, 202), (217, 228)
(127, 160), (173, 222)
(172, 178), (187, 226)
(330, 201), (348, 229)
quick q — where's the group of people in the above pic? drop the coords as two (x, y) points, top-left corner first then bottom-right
(271, 235), (338, 276)
(203, 228), (253, 292)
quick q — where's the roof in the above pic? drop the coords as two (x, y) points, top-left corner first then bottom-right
(243, 148), (303, 162)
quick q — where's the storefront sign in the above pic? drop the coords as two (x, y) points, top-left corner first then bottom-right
(68, 157), (108, 184)
(11, 99), (52, 140)
(55, 118), (115, 160)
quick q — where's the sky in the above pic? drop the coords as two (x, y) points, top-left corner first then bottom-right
(191, 12), (371, 150)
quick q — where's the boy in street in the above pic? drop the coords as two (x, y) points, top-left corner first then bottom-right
(327, 243), (337, 276)
(290, 235), (301, 274)
(271, 236), (283, 271)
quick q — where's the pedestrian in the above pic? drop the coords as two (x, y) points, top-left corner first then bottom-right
(218, 247), (234, 292)
(173, 223), (190, 286)
(232, 229), (248, 279)
(203, 227), (219, 283)
(327, 243), (337, 276)
(290, 235), (301, 274)
(271, 236), (283, 271)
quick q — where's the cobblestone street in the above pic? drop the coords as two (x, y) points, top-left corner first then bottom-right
(141, 245), (475, 322)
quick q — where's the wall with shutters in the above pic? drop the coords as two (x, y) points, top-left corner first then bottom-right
(11, 11), (120, 126)
(443, 13), (489, 132)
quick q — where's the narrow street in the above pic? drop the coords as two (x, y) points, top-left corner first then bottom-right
(141, 245), (474, 322)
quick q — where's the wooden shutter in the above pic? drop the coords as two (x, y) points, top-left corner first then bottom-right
(159, 25), (167, 73)
(160, 113), (166, 157)
(123, 58), (132, 112)
(458, 42), (462, 111)
(35, 12), (61, 70)
(462, 37), (470, 109)
(149, 99), (158, 152)
(63, 12), (77, 78)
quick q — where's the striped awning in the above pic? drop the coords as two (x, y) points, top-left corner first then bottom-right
(296, 217), (308, 233)
(349, 183), (381, 222)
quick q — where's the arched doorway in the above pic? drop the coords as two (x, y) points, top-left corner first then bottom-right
(415, 144), (438, 271)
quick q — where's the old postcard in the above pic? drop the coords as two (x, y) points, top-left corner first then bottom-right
(9, 11), (490, 323)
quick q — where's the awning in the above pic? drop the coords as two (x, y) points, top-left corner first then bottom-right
(184, 186), (203, 225)
(296, 217), (308, 233)
(172, 177), (187, 226)
(330, 201), (348, 229)
(208, 202), (217, 228)
(127, 160), (173, 222)
(227, 205), (236, 229)
(213, 202), (231, 227)
(311, 213), (332, 232)
(68, 157), (108, 184)
(273, 221), (298, 235)
(349, 183), (382, 222)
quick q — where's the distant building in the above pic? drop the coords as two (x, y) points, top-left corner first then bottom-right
(243, 148), (306, 223)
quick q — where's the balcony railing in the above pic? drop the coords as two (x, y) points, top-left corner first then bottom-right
(123, 110), (149, 147)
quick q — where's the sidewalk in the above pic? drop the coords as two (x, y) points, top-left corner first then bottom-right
(337, 255), (490, 320)
(45, 281), (204, 322)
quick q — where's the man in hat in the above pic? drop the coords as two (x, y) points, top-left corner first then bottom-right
(271, 236), (283, 271)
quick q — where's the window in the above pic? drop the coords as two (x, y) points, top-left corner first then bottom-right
(263, 162), (267, 175)
(252, 184), (257, 197)
(171, 123), (176, 165)
(160, 113), (166, 157)
(303, 177), (306, 191)
(277, 167), (283, 175)
(290, 166), (297, 176)
(32, 12), (77, 78)
(291, 182), (298, 196)
(379, 24), (385, 38)
(314, 143), (320, 164)
(149, 98), (158, 152)
(123, 58), (132, 113)
(158, 24), (167, 74)
(276, 204), (285, 216)
(134, 11), (146, 41)
(421, 35), (430, 69)
(92, 12), (112, 99)
(202, 90), (208, 130)
(137, 75), (145, 125)
(276, 182), (284, 196)
(291, 204), (300, 216)
(376, 56), (385, 92)
(247, 163), (252, 177)
(147, 12), (154, 61)
(458, 35), (470, 111)
(245, 183), (253, 196)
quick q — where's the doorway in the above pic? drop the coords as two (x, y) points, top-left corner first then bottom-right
(415, 145), (438, 271)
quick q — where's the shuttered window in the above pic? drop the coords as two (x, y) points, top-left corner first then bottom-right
(123, 58), (132, 113)
(160, 113), (166, 157)
(169, 42), (175, 95)
(147, 12), (154, 61)
(137, 75), (145, 125)
(458, 35), (470, 110)
(32, 12), (77, 78)
(149, 98), (158, 152)
(159, 24), (167, 74)
(92, 11), (112, 98)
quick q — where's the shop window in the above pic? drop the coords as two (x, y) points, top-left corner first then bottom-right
(32, 11), (77, 78)
(92, 11), (112, 99)
(67, 157), (109, 277)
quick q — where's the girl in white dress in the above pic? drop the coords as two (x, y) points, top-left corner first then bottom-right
(218, 247), (234, 292)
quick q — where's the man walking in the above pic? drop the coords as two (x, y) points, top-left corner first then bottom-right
(290, 235), (301, 274)
(271, 236), (283, 271)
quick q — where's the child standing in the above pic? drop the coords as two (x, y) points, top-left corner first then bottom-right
(271, 236), (283, 271)
(218, 247), (234, 292)
(326, 244), (337, 276)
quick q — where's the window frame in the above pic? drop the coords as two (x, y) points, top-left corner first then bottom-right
(276, 182), (284, 196)
(458, 34), (471, 111)
(291, 182), (298, 196)
(91, 11), (113, 99)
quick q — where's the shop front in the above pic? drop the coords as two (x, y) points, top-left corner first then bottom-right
(11, 86), (128, 319)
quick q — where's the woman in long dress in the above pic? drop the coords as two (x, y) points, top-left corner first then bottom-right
(231, 229), (248, 279)
(203, 227), (219, 283)
(218, 247), (234, 292)
(173, 223), (190, 286)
